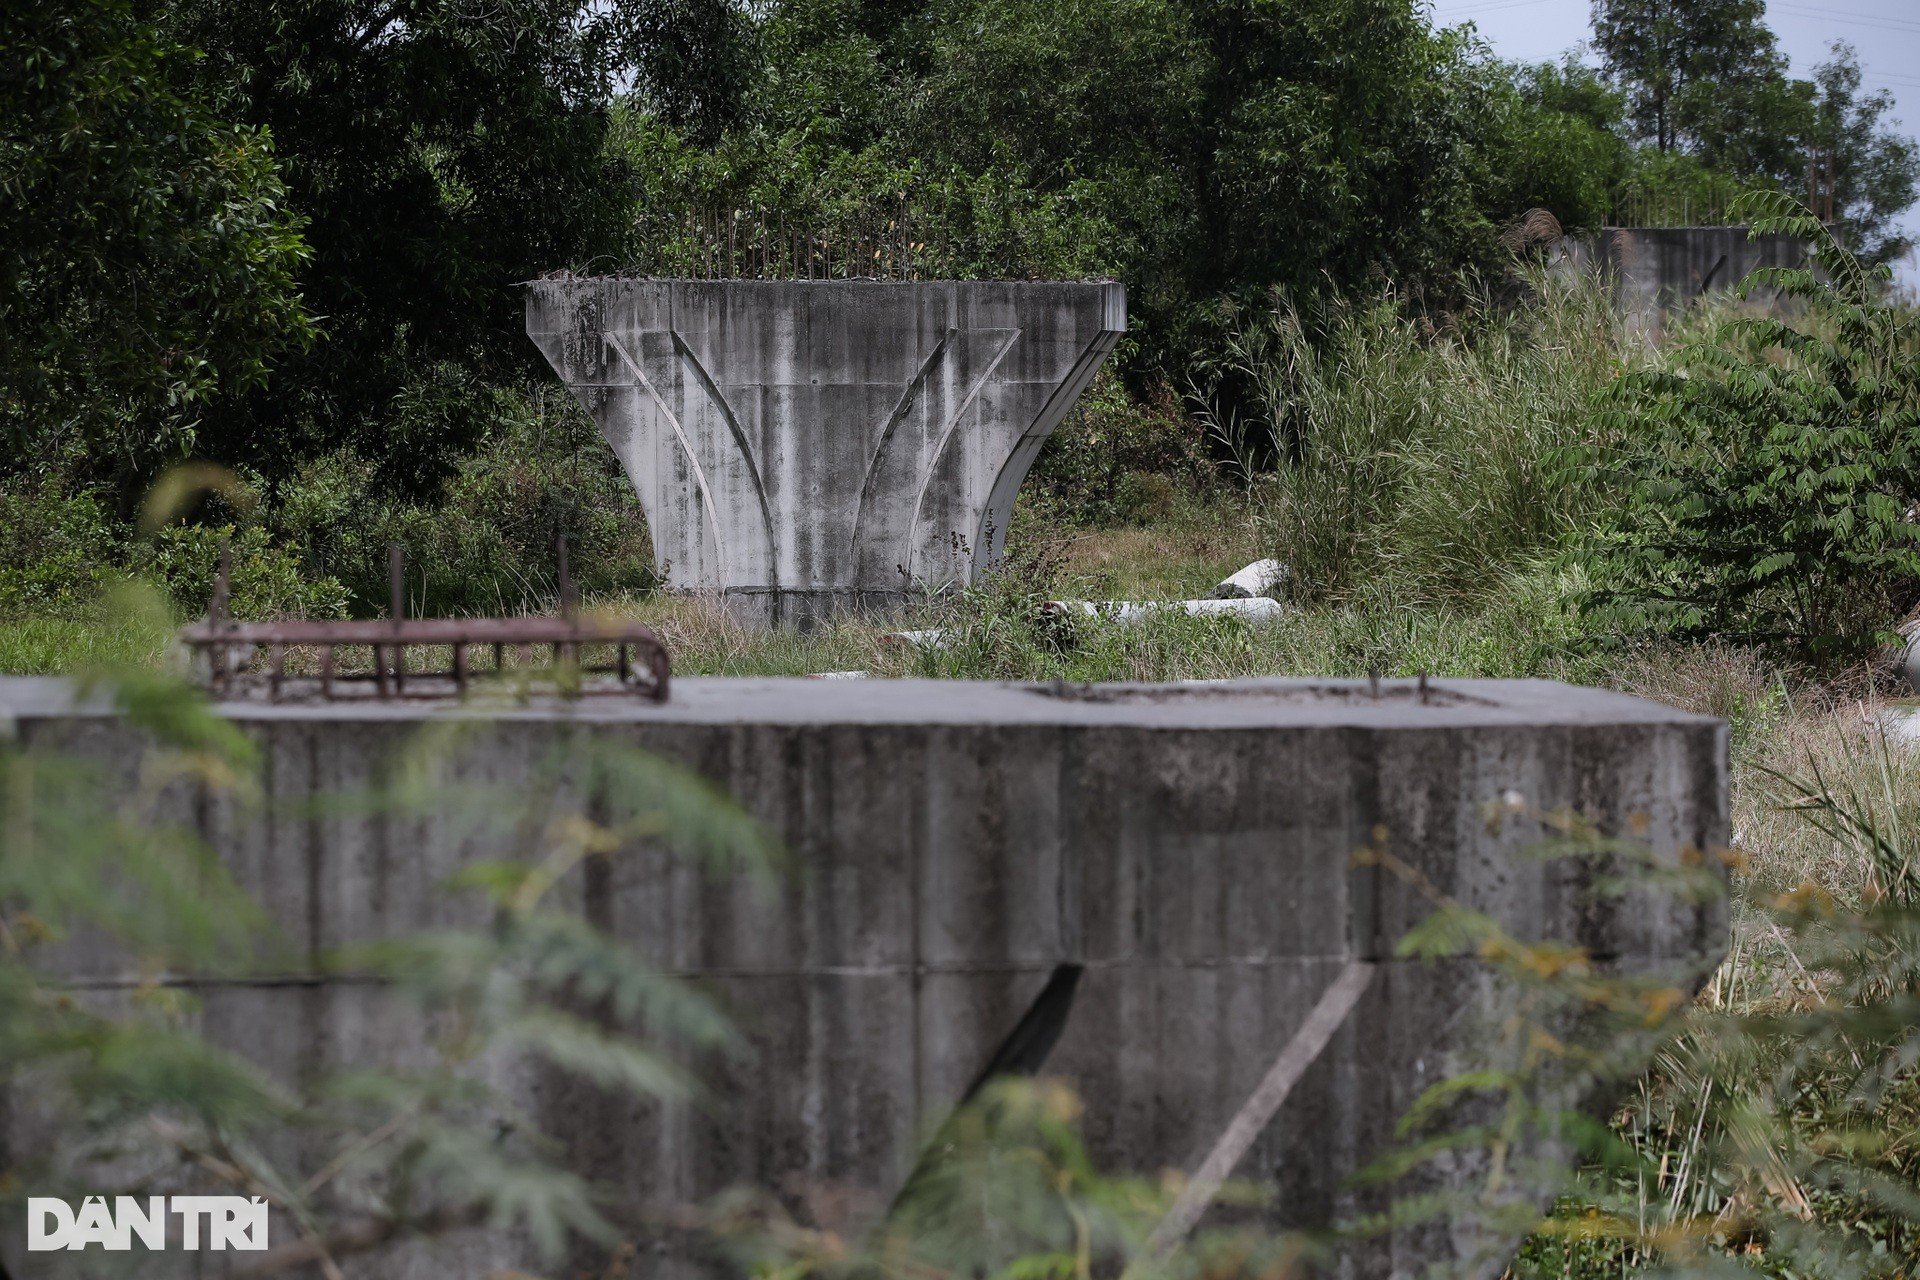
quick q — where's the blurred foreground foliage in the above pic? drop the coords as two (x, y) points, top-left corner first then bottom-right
(0, 649), (777, 1275)
(1383, 748), (1920, 1278)
(5, 614), (1919, 1278)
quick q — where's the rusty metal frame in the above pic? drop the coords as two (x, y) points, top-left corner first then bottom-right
(179, 540), (670, 703)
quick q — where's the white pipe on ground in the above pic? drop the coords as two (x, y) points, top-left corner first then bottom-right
(881, 628), (951, 651)
(1211, 559), (1289, 600)
(884, 596), (1288, 652)
(1042, 597), (1289, 626)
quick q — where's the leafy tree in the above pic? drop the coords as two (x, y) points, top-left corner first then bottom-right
(624, 0), (759, 144)
(1808, 43), (1920, 266)
(1519, 56), (1629, 135)
(899, 0), (1204, 281)
(154, 0), (644, 495)
(1589, 7), (1918, 260)
(1177, 0), (1511, 306)
(1590, 0), (1790, 163)
(0, 0), (314, 494)
(1492, 61), (1634, 230)
(615, 0), (1627, 370)
(1577, 194), (1920, 661)
(611, 0), (1131, 283)
(831, 0), (1557, 365)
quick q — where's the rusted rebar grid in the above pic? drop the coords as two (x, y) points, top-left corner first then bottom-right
(180, 540), (670, 703)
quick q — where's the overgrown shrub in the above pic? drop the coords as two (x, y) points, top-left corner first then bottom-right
(1576, 196), (1920, 663)
(909, 543), (1078, 681)
(1200, 270), (1636, 605)
(0, 479), (345, 621)
(0, 486), (120, 615)
(1499, 730), (1920, 1277)
(0, 382), (650, 627)
(890, 555), (1601, 686)
(1024, 373), (1213, 529)
(272, 383), (657, 616)
(129, 521), (348, 620)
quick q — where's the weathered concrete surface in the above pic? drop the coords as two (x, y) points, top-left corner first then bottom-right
(1556, 225), (1815, 338)
(2, 676), (1728, 1279)
(526, 280), (1126, 626)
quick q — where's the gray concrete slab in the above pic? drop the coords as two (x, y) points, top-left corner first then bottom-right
(525, 280), (1126, 626)
(2, 676), (1728, 1278)
(1556, 226), (1815, 339)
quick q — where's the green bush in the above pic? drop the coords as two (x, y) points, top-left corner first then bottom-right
(1576, 196), (1920, 662)
(129, 522), (348, 621)
(0, 476), (346, 623)
(1024, 373), (1212, 529)
(0, 486), (121, 615)
(272, 382), (657, 616)
(0, 381), (650, 630)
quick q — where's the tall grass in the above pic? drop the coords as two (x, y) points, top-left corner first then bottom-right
(1201, 270), (1645, 606)
(0, 606), (176, 676)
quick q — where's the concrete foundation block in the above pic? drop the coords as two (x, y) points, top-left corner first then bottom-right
(1554, 226), (1815, 340)
(1, 676), (1727, 1279)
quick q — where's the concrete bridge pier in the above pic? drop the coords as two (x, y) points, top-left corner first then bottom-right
(525, 279), (1126, 628)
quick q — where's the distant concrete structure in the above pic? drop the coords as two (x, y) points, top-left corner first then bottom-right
(4, 675), (1727, 1279)
(1557, 225), (1817, 338)
(526, 279), (1126, 626)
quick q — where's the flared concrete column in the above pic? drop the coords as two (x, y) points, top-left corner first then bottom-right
(525, 279), (1126, 626)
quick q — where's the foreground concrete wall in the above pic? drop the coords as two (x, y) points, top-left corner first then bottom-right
(526, 280), (1126, 626)
(3, 677), (1727, 1279)
(1557, 226), (1815, 338)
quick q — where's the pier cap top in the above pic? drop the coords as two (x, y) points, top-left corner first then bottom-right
(0, 674), (1721, 731)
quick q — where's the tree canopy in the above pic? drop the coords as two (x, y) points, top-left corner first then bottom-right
(1, 0), (314, 493)
(1593, 1), (1918, 260)
(153, 0), (644, 492)
(4, 0), (1917, 502)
